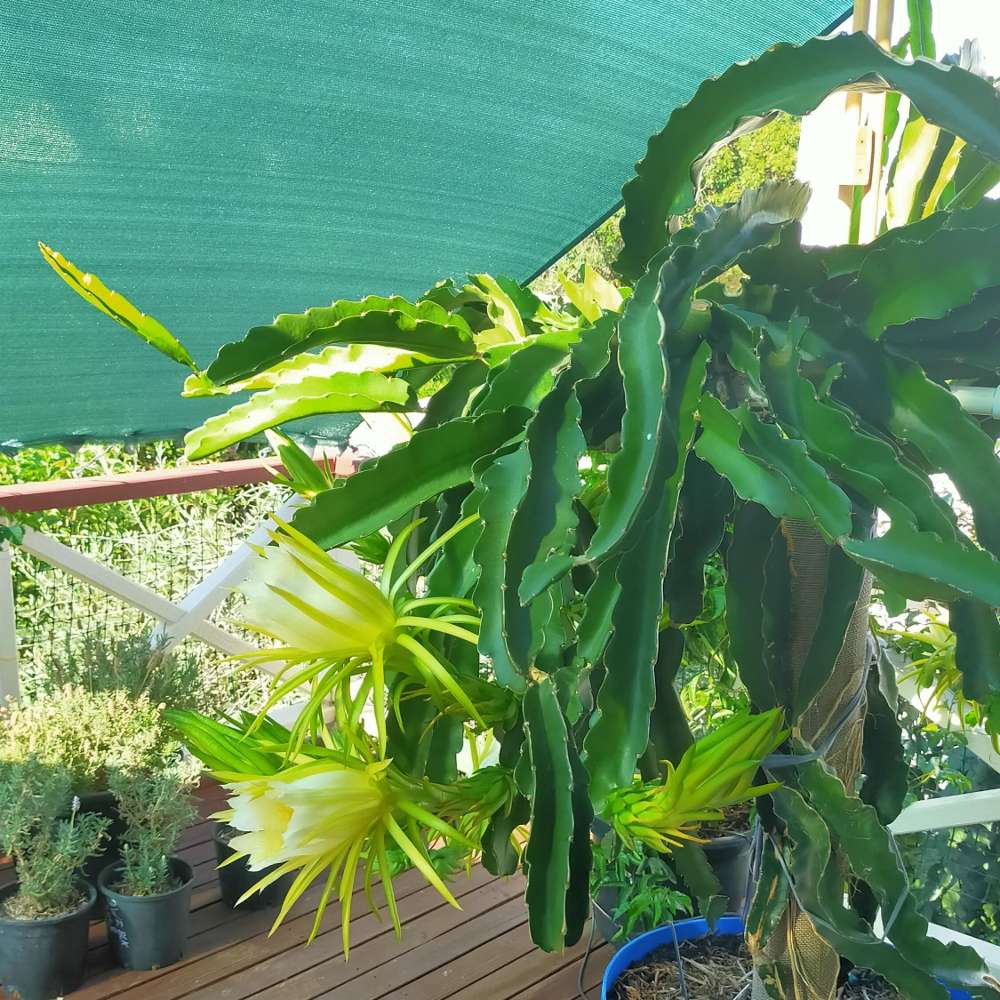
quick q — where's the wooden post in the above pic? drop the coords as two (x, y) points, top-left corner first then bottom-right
(837, 0), (896, 243)
(0, 542), (20, 702)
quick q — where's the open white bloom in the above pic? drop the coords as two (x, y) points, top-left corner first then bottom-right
(213, 758), (467, 955)
(224, 765), (391, 871)
(239, 528), (395, 658)
(235, 517), (484, 759)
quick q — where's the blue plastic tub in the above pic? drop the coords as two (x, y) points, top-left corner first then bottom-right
(601, 916), (975, 1000)
(601, 915), (745, 999)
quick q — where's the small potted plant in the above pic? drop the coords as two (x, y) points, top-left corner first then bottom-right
(601, 916), (748, 999)
(601, 918), (974, 1000)
(592, 709), (785, 948)
(591, 833), (692, 946)
(697, 801), (754, 914)
(0, 757), (109, 1000)
(98, 761), (199, 970)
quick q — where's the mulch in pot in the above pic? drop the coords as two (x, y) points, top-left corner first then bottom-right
(697, 802), (752, 839)
(609, 935), (751, 1000)
(609, 937), (902, 1000)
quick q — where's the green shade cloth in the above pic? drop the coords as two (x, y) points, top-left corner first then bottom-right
(2, 1), (846, 449)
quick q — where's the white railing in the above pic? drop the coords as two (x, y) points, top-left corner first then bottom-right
(0, 541), (18, 700)
(890, 673), (1000, 835)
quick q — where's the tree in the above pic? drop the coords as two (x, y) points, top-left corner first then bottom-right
(42, 30), (1000, 1000)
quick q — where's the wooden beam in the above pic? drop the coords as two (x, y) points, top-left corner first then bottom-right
(0, 453), (357, 513)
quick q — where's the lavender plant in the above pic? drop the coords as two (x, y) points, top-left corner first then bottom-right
(108, 761), (200, 896)
(0, 757), (109, 919)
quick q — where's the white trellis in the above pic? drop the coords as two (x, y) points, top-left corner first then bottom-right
(0, 453), (357, 726)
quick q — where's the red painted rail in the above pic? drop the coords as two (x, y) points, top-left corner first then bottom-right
(0, 454), (358, 513)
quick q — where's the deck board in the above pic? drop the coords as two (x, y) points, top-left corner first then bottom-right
(0, 785), (608, 999)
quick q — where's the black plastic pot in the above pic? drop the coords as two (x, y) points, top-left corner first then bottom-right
(213, 824), (292, 910)
(0, 880), (96, 1000)
(98, 857), (194, 971)
(701, 832), (752, 914)
(592, 886), (626, 948)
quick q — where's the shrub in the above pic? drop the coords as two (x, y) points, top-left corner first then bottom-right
(697, 112), (800, 208)
(108, 761), (200, 896)
(38, 629), (219, 714)
(0, 756), (109, 919)
(0, 687), (175, 794)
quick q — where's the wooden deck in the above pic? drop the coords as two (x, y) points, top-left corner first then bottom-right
(1, 783), (611, 999)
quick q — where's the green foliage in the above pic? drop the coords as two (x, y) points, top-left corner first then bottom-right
(39, 243), (197, 370)
(0, 524), (24, 546)
(108, 761), (200, 896)
(532, 215), (625, 297)
(0, 687), (175, 793)
(590, 832), (691, 940)
(876, 609), (1000, 745)
(896, 717), (1000, 946)
(676, 564), (750, 735)
(698, 113), (801, 210)
(522, 677), (577, 950)
(531, 114), (800, 297)
(184, 371), (409, 460)
(616, 31), (1000, 278)
(375, 841), (470, 882)
(292, 408), (530, 551)
(773, 770), (983, 999)
(165, 708), (293, 776)
(39, 28), (1000, 988)
(0, 756), (109, 919)
(606, 710), (785, 857)
(33, 629), (219, 713)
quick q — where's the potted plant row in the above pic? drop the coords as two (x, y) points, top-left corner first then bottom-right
(0, 684), (301, 997)
(0, 681), (282, 997)
(0, 686), (174, 894)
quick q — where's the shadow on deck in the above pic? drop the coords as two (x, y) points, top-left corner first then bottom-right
(2, 783), (610, 999)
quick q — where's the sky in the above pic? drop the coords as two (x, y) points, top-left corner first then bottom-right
(932, 1), (1000, 66)
(798, 0), (1000, 244)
